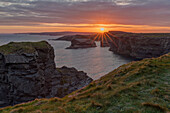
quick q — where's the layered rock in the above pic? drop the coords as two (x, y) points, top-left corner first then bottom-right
(0, 41), (92, 107)
(66, 38), (97, 49)
(108, 33), (170, 59)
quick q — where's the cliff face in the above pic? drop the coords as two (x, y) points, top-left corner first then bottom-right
(109, 33), (170, 59)
(0, 41), (92, 107)
(66, 38), (97, 49)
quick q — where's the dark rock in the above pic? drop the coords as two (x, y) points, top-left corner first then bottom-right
(108, 31), (131, 34)
(4, 55), (29, 64)
(49, 35), (91, 41)
(66, 38), (97, 49)
(0, 41), (92, 108)
(108, 33), (170, 59)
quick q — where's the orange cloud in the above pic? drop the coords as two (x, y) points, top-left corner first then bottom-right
(1, 23), (170, 33)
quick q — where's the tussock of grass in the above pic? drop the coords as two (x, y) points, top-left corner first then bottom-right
(30, 110), (42, 113)
(33, 100), (47, 107)
(90, 93), (103, 99)
(67, 97), (77, 102)
(0, 53), (170, 113)
(9, 107), (24, 113)
(151, 88), (160, 95)
(90, 101), (103, 108)
(106, 84), (112, 90)
(48, 97), (62, 103)
(76, 94), (91, 100)
(142, 102), (167, 112)
(57, 107), (66, 113)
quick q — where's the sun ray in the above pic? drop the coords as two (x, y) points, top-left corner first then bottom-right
(107, 32), (120, 40)
(91, 33), (100, 43)
(107, 32), (126, 44)
(97, 33), (102, 41)
(103, 32), (109, 46)
(105, 33), (118, 48)
(101, 33), (104, 47)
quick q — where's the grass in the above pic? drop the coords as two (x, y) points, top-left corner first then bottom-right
(0, 53), (169, 113)
(0, 41), (51, 55)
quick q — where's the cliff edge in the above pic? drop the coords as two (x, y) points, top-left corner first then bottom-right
(108, 33), (170, 59)
(0, 41), (92, 107)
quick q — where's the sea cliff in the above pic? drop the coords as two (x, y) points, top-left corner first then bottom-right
(0, 41), (92, 107)
(108, 33), (170, 59)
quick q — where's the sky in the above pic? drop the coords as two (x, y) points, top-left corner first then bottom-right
(0, 0), (170, 33)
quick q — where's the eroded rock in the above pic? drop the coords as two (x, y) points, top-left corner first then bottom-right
(0, 41), (92, 107)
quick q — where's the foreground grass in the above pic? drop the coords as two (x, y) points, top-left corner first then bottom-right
(0, 53), (170, 113)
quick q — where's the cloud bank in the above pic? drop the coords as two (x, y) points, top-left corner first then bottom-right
(0, 0), (170, 33)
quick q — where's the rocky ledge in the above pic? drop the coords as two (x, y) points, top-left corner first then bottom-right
(66, 38), (97, 49)
(0, 41), (92, 107)
(108, 33), (170, 59)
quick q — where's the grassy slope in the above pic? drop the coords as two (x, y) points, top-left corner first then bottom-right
(0, 41), (50, 55)
(0, 53), (170, 113)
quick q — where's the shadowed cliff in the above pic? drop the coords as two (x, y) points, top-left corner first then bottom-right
(108, 32), (170, 59)
(0, 41), (92, 107)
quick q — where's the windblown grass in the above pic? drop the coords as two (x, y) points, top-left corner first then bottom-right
(0, 53), (169, 113)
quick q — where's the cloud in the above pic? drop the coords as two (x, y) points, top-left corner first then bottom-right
(0, 0), (170, 27)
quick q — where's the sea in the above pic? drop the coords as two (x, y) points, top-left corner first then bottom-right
(0, 34), (133, 80)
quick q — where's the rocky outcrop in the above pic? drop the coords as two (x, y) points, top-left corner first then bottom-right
(108, 33), (170, 59)
(49, 35), (90, 41)
(66, 38), (97, 49)
(54, 66), (92, 97)
(0, 41), (92, 107)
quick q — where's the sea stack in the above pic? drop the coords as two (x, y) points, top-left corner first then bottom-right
(66, 38), (97, 49)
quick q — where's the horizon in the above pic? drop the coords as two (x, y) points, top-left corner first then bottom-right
(0, 0), (170, 33)
(2, 30), (170, 35)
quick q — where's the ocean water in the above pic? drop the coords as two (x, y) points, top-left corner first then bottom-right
(0, 34), (133, 80)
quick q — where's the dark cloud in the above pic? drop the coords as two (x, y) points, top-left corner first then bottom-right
(0, 0), (170, 27)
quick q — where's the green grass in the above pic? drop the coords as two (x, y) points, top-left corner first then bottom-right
(0, 53), (170, 113)
(0, 41), (51, 55)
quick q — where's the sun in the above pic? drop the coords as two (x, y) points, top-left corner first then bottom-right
(100, 28), (105, 32)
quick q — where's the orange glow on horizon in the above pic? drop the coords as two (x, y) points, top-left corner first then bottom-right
(100, 28), (105, 32)
(98, 27), (108, 33)
(0, 23), (170, 33)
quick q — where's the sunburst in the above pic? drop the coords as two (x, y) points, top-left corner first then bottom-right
(88, 29), (119, 48)
(100, 28), (105, 32)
